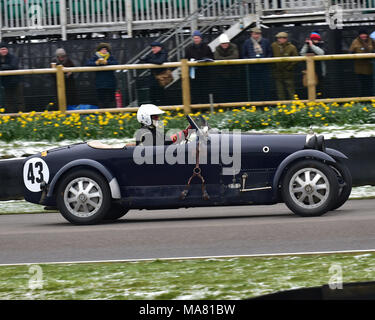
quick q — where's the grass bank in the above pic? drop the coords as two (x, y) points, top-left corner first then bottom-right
(1, 252), (375, 300)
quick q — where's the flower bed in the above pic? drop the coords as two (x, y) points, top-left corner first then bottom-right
(0, 99), (375, 142)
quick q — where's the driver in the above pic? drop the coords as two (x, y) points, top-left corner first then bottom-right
(136, 104), (192, 146)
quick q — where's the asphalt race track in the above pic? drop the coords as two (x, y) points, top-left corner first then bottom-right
(1, 199), (375, 265)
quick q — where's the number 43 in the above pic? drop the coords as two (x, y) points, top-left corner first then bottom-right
(27, 161), (44, 184)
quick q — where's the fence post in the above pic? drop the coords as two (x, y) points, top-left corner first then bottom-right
(55, 64), (67, 112)
(306, 56), (317, 101)
(181, 59), (191, 115)
(59, 0), (67, 40)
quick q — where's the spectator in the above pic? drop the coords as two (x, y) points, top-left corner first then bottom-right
(349, 29), (375, 97)
(86, 43), (118, 109)
(140, 41), (169, 105)
(0, 42), (24, 113)
(271, 32), (298, 100)
(185, 30), (214, 103)
(51, 48), (77, 106)
(242, 27), (273, 101)
(185, 30), (214, 61)
(213, 34), (240, 102)
(300, 32), (326, 97)
(214, 34), (239, 60)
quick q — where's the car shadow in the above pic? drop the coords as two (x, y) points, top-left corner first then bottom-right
(35, 212), (296, 227)
(34, 208), (351, 227)
(105, 212), (296, 225)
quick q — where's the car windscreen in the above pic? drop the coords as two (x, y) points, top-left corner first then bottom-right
(191, 115), (207, 129)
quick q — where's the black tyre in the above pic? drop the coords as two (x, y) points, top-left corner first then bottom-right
(330, 161), (352, 211)
(103, 203), (129, 221)
(56, 169), (112, 225)
(281, 160), (339, 217)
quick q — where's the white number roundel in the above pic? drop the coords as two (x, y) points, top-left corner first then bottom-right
(23, 158), (50, 192)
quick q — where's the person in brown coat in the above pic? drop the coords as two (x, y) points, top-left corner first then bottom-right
(271, 32), (298, 100)
(349, 30), (375, 97)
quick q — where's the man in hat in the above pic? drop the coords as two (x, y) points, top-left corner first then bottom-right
(0, 42), (24, 113)
(184, 30), (214, 103)
(271, 32), (298, 100)
(242, 27), (273, 101)
(185, 30), (214, 61)
(51, 48), (77, 106)
(86, 43), (118, 109)
(349, 29), (375, 97)
(242, 27), (272, 60)
(140, 41), (169, 104)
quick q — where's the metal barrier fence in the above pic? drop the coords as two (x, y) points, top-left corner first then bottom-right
(0, 0), (254, 39)
(3, 1), (375, 40)
(0, 53), (375, 116)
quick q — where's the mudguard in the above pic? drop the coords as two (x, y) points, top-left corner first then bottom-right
(325, 148), (348, 160)
(272, 149), (336, 199)
(46, 159), (121, 199)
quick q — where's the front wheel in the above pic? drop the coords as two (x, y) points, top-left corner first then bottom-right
(103, 203), (129, 221)
(56, 169), (112, 225)
(330, 161), (352, 211)
(281, 160), (339, 217)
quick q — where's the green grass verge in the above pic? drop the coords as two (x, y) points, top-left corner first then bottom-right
(0, 201), (57, 215)
(1, 252), (375, 300)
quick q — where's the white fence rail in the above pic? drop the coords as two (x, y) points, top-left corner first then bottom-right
(1, 0), (375, 40)
(261, 0), (375, 12)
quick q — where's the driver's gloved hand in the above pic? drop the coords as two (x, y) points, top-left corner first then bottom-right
(171, 125), (193, 143)
(183, 125), (193, 137)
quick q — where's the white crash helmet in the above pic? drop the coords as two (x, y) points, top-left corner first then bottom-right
(137, 104), (165, 126)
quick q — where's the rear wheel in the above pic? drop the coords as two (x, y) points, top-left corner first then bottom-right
(56, 169), (112, 225)
(281, 160), (339, 217)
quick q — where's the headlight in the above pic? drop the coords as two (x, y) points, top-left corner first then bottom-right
(305, 134), (325, 151)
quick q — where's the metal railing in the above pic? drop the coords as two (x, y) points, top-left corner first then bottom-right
(0, 0), (253, 40)
(2, 1), (375, 40)
(261, 0), (375, 12)
(1, 53), (375, 116)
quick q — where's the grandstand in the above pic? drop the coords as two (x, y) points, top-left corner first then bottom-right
(1, 1), (375, 42)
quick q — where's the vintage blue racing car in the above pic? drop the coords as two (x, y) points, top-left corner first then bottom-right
(22, 115), (352, 225)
